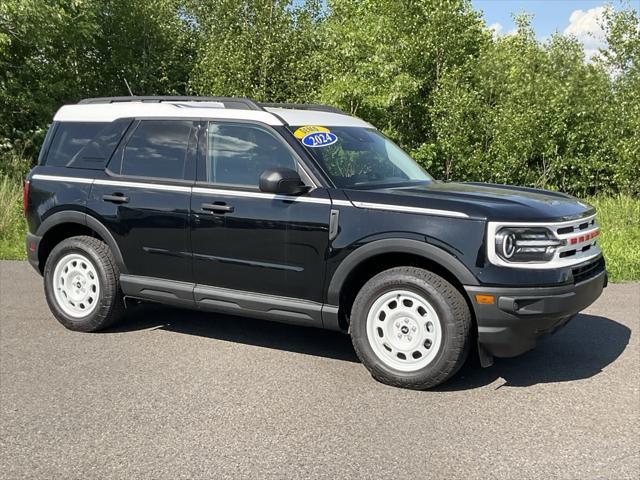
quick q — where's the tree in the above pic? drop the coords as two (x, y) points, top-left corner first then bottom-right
(317, 0), (490, 151)
(1, 0), (98, 152)
(600, 5), (640, 195)
(0, 0), (195, 156)
(188, 0), (323, 102)
(0, 0), (637, 196)
(428, 14), (617, 194)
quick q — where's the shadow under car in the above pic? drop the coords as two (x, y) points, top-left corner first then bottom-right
(104, 305), (631, 390)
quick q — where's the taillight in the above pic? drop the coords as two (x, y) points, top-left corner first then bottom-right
(23, 180), (30, 217)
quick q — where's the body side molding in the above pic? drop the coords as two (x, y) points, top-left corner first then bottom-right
(120, 275), (195, 308)
(326, 238), (479, 305)
(194, 284), (323, 327)
(119, 274), (341, 330)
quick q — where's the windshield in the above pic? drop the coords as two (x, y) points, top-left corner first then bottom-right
(288, 126), (432, 188)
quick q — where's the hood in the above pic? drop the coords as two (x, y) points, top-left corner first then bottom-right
(343, 181), (594, 222)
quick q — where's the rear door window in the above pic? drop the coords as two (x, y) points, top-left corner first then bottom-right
(119, 120), (193, 180)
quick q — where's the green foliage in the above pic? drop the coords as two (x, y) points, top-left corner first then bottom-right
(0, 148), (29, 260)
(317, 0), (490, 151)
(0, 146), (32, 180)
(188, 0), (324, 102)
(584, 195), (640, 282)
(598, 6), (640, 196)
(0, 0), (638, 197)
(0, 174), (26, 260)
(428, 16), (618, 193)
(0, 0), (195, 155)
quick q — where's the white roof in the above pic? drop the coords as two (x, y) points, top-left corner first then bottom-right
(263, 107), (373, 128)
(53, 102), (282, 125)
(53, 102), (374, 129)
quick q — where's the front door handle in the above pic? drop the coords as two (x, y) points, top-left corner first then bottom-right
(201, 202), (234, 214)
(103, 193), (129, 204)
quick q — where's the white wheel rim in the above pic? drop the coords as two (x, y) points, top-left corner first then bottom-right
(366, 290), (443, 372)
(52, 253), (100, 318)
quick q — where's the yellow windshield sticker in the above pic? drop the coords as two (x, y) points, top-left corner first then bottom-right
(293, 125), (330, 139)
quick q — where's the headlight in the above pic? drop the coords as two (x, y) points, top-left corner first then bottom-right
(495, 227), (563, 263)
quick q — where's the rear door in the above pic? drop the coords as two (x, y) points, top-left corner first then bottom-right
(88, 119), (197, 282)
(190, 121), (331, 302)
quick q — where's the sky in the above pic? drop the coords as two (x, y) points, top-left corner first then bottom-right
(472, 0), (633, 57)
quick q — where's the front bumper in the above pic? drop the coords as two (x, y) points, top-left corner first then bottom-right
(465, 268), (607, 358)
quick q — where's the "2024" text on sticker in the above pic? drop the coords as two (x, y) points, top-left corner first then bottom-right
(301, 131), (338, 148)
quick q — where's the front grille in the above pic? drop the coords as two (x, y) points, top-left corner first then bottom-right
(572, 256), (605, 284)
(560, 243), (595, 258)
(548, 214), (600, 266)
(557, 218), (596, 236)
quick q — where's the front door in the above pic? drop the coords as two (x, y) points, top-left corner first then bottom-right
(190, 121), (331, 302)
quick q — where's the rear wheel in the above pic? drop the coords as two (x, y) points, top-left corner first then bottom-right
(44, 236), (124, 332)
(350, 267), (471, 390)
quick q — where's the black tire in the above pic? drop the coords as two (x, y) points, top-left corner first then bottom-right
(350, 267), (472, 390)
(43, 235), (125, 332)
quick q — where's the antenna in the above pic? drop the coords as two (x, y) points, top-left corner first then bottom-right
(123, 77), (134, 96)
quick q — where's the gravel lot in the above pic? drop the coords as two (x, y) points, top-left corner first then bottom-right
(1, 260), (638, 479)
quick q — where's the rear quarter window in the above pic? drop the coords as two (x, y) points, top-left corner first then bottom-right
(45, 122), (108, 166)
(44, 121), (131, 169)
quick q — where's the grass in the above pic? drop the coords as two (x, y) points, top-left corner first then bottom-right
(0, 173), (638, 281)
(584, 195), (640, 282)
(0, 175), (26, 260)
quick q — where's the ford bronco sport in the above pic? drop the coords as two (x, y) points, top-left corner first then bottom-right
(24, 96), (607, 389)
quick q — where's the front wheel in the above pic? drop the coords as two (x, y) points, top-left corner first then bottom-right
(350, 267), (472, 390)
(44, 236), (125, 332)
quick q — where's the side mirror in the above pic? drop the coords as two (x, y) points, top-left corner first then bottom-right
(259, 168), (310, 195)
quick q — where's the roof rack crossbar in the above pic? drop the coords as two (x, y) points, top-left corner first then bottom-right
(259, 103), (348, 115)
(78, 96), (263, 111)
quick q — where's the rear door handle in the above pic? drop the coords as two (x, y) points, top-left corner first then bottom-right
(102, 193), (129, 204)
(201, 202), (234, 214)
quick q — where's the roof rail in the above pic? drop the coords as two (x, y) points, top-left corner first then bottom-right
(78, 96), (263, 111)
(259, 103), (348, 115)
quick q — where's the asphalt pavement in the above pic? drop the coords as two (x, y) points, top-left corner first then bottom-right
(1, 260), (638, 479)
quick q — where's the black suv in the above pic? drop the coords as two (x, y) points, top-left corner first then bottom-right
(24, 96), (607, 389)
